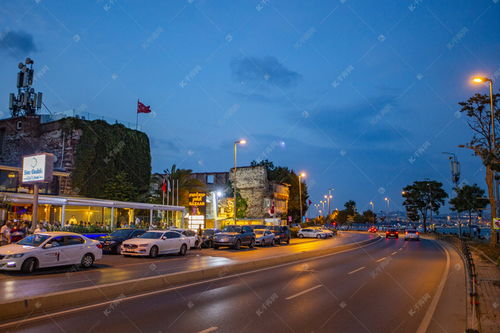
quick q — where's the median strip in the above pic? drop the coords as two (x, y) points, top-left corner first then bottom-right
(0, 235), (381, 324)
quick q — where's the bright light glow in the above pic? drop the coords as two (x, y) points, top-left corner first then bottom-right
(384, 197), (388, 201)
(238, 139), (247, 145)
(299, 172), (306, 178)
(472, 77), (485, 83)
(217, 191), (222, 197)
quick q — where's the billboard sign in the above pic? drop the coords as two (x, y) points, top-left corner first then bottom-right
(188, 192), (207, 216)
(22, 153), (54, 183)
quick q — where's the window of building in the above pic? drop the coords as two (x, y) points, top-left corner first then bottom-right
(207, 174), (215, 184)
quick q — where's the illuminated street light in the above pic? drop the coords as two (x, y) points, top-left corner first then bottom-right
(298, 172), (306, 223)
(471, 76), (497, 239)
(369, 201), (374, 211)
(233, 139), (247, 223)
(324, 194), (333, 215)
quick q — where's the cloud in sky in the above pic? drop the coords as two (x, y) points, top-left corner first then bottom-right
(230, 56), (301, 88)
(0, 30), (37, 57)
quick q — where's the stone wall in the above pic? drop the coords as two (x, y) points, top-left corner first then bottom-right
(0, 115), (81, 195)
(230, 165), (272, 218)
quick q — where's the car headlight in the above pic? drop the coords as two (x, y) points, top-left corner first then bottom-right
(4, 253), (25, 259)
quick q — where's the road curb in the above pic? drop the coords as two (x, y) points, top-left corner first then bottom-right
(0, 236), (380, 323)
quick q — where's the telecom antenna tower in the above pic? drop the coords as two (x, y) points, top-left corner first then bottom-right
(8, 57), (43, 117)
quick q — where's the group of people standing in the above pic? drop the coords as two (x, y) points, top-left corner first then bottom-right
(0, 221), (31, 246)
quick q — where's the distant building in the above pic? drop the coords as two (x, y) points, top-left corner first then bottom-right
(190, 165), (290, 220)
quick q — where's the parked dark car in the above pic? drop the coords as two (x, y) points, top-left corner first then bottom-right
(247, 224), (267, 231)
(201, 228), (221, 248)
(267, 225), (291, 245)
(98, 228), (146, 254)
(213, 225), (255, 250)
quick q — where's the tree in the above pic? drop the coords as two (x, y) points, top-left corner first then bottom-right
(102, 171), (137, 201)
(362, 210), (377, 224)
(405, 205), (420, 222)
(344, 200), (356, 216)
(402, 180), (448, 232)
(459, 91), (499, 244)
(159, 164), (206, 207)
(449, 184), (488, 237)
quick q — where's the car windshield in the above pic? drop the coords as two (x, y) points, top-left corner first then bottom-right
(18, 234), (51, 247)
(388, 229), (397, 232)
(222, 226), (241, 233)
(407, 230), (417, 233)
(138, 232), (163, 239)
(110, 229), (133, 237)
(203, 230), (214, 236)
(254, 230), (264, 235)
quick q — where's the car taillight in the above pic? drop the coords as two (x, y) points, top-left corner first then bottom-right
(416, 232), (419, 235)
(96, 243), (103, 249)
(405, 231), (408, 234)
(386, 231), (389, 234)
(395, 232), (398, 234)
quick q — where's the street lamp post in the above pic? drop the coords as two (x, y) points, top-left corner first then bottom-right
(324, 194), (333, 216)
(233, 139), (246, 224)
(370, 201), (374, 211)
(320, 200), (325, 217)
(298, 172), (306, 223)
(472, 76), (497, 243)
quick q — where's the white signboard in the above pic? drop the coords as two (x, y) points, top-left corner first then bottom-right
(22, 153), (54, 183)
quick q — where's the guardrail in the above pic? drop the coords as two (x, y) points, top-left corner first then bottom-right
(437, 235), (480, 333)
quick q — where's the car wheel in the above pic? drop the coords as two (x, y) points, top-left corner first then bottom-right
(213, 244), (219, 249)
(179, 244), (188, 256)
(80, 254), (94, 268)
(286, 238), (290, 245)
(149, 246), (159, 258)
(21, 257), (37, 274)
(113, 245), (121, 255)
(233, 240), (241, 250)
(249, 239), (255, 249)
(316, 235), (321, 239)
(298, 234), (304, 239)
(271, 239), (275, 246)
(208, 240), (213, 248)
(194, 240), (200, 249)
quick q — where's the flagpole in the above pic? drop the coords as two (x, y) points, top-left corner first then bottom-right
(136, 99), (139, 130)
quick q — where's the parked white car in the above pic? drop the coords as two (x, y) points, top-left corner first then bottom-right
(0, 232), (102, 274)
(404, 229), (420, 241)
(254, 229), (275, 246)
(169, 228), (201, 249)
(121, 230), (189, 257)
(298, 228), (327, 239)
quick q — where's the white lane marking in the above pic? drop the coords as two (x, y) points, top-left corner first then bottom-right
(198, 327), (218, 333)
(416, 241), (451, 333)
(0, 237), (384, 329)
(391, 251), (398, 255)
(286, 284), (323, 300)
(375, 257), (386, 262)
(347, 266), (366, 275)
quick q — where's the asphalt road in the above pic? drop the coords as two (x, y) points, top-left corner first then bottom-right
(0, 232), (370, 301)
(3, 236), (465, 333)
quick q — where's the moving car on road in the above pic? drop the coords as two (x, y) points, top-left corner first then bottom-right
(200, 228), (221, 248)
(121, 230), (189, 257)
(267, 225), (291, 245)
(368, 226), (377, 233)
(385, 229), (399, 239)
(98, 228), (145, 254)
(0, 232), (102, 274)
(298, 228), (327, 239)
(254, 229), (275, 246)
(404, 229), (420, 241)
(315, 227), (334, 238)
(213, 225), (255, 250)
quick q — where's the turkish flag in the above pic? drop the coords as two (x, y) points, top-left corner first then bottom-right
(161, 178), (167, 193)
(137, 100), (151, 113)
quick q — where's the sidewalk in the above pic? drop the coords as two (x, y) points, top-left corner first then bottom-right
(471, 250), (500, 333)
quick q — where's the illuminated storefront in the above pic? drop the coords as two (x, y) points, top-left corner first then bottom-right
(0, 192), (186, 229)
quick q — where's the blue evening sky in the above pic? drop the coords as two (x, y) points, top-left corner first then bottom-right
(1, 0), (499, 215)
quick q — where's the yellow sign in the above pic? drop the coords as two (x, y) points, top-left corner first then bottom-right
(188, 192), (206, 207)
